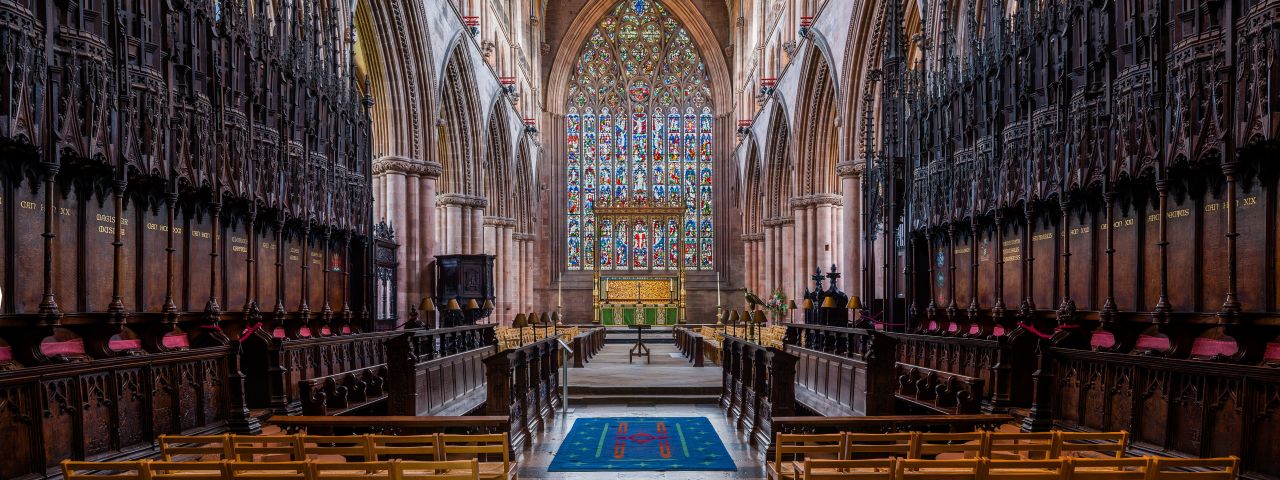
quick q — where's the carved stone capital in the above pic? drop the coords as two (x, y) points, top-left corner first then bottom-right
(513, 232), (536, 241)
(372, 156), (442, 178)
(836, 161), (866, 178)
(483, 215), (518, 227)
(762, 216), (794, 227)
(436, 193), (489, 208)
(790, 193), (844, 208)
(741, 233), (765, 241)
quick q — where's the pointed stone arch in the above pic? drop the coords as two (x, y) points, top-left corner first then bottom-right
(437, 45), (484, 198)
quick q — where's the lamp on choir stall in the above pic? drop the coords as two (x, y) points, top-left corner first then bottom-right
(419, 298), (436, 329)
(540, 312), (552, 338)
(847, 295), (863, 328)
(552, 311), (562, 336)
(821, 296), (838, 327)
(787, 300), (797, 324)
(481, 299), (496, 325)
(444, 298), (463, 328)
(751, 310), (768, 343)
(802, 298), (814, 326)
(513, 313), (529, 345)
(728, 310), (739, 338)
(465, 298), (481, 326)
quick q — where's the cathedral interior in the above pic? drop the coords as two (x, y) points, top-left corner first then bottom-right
(1, 0), (1279, 478)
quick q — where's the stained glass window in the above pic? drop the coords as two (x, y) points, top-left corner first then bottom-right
(566, 0), (714, 271)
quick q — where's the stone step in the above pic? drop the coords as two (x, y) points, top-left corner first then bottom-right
(567, 394), (722, 405)
(568, 385), (722, 396)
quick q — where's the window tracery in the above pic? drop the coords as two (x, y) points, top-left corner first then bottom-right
(565, 0), (714, 271)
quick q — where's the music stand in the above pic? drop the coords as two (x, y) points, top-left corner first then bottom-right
(628, 323), (651, 364)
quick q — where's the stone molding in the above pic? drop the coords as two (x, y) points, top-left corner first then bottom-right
(835, 161), (866, 178)
(483, 215), (518, 227)
(436, 193), (489, 208)
(790, 193), (844, 208)
(513, 233), (536, 241)
(372, 156), (443, 177)
(762, 216), (795, 227)
(741, 233), (765, 241)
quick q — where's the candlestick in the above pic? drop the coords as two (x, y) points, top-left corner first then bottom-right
(557, 279), (562, 308)
(716, 271), (722, 306)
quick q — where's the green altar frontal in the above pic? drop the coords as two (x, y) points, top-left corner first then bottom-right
(601, 305), (680, 325)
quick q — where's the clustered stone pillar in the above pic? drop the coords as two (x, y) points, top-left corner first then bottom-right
(837, 162), (863, 294)
(792, 194), (843, 289)
(761, 216), (795, 297)
(515, 233), (535, 315)
(373, 156), (441, 313)
(437, 193), (489, 257)
(482, 215), (518, 324)
(742, 233), (764, 296)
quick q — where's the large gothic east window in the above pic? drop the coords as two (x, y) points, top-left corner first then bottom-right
(566, 0), (714, 271)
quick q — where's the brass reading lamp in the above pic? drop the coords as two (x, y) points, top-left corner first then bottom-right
(465, 298), (480, 326)
(445, 298), (463, 328)
(751, 310), (767, 343)
(847, 295), (863, 328)
(481, 299), (496, 324)
(821, 295), (838, 328)
(787, 299), (797, 324)
(728, 310), (740, 338)
(539, 312), (551, 339)
(552, 311), (562, 336)
(802, 298), (814, 326)
(513, 313), (529, 345)
(420, 298), (437, 329)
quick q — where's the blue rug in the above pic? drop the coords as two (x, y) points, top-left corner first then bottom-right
(548, 417), (737, 472)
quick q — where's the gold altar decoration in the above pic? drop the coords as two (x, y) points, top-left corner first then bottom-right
(592, 202), (687, 324)
(604, 278), (674, 301)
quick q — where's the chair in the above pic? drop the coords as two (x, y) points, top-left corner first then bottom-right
(770, 433), (846, 480)
(148, 460), (227, 480)
(396, 459), (481, 480)
(894, 459), (983, 480)
(914, 432), (984, 460)
(226, 460), (309, 479)
(1054, 431), (1128, 459)
(1063, 457), (1150, 480)
(370, 434), (444, 461)
(984, 432), (1056, 460)
(983, 459), (1068, 479)
(309, 460), (396, 480)
(61, 460), (149, 480)
(845, 432), (916, 459)
(803, 459), (896, 479)
(438, 433), (516, 480)
(301, 435), (374, 462)
(1146, 456), (1240, 479)
(230, 434), (303, 461)
(158, 434), (233, 461)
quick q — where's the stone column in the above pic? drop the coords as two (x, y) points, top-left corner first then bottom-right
(837, 162), (863, 294)
(502, 223), (515, 322)
(763, 225), (775, 293)
(420, 161), (443, 297)
(471, 208), (484, 255)
(778, 220), (788, 299)
(405, 173), (421, 303)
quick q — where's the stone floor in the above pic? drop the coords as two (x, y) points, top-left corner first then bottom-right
(516, 403), (767, 479)
(568, 341), (721, 391)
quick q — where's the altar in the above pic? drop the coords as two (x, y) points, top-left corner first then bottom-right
(598, 277), (680, 325)
(590, 203), (686, 325)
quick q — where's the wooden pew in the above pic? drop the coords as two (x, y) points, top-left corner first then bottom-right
(483, 336), (563, 452)
(672, 327), (705, 366)
(768, 414), (1014, 458)
(783, 324), (897, 417)
(895, 362), (985, 415)
(570, 327), (606, 368)
(299, 364), (389, 416)
(242, 329), (402, 416)
(385, 325), (498, 417)
(720, 334), (799, 449)
(268, 416), (510, 437)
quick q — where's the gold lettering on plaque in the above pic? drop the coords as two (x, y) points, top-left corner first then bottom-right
(1032, 232), (1054, 242)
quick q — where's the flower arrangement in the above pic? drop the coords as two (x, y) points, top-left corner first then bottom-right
(764, 288), (788, 322)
